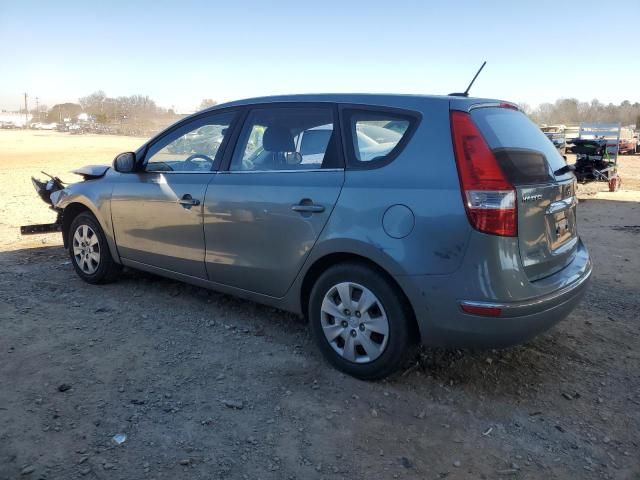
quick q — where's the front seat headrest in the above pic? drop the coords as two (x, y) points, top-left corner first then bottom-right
(263, 126), (295, 152)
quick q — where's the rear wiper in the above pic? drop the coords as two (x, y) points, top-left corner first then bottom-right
(554, 164), (575, 176)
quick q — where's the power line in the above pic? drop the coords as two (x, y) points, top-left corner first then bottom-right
(24, 93), (28, 126)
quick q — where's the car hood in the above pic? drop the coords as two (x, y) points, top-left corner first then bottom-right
(72, 164), (111, 179)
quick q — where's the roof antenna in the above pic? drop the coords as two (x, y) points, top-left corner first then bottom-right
(449, 61), (487, 97)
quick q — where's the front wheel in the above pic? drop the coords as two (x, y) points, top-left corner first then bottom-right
(68, 212), (121, 284)
(308, 263), (413, 380)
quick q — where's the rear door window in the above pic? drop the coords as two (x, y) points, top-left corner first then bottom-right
(471, 107), (570, 184)
(342, 108), (418, 168)
(229, 106), (341, 171)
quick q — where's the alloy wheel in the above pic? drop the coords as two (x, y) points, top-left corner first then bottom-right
(72, 224), (100, 275)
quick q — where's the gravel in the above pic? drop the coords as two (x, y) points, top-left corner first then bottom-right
(1, 134), (639, 479)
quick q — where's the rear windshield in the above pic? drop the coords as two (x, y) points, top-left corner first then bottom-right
(471, 108), (569, 184)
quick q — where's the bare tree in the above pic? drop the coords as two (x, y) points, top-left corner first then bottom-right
(199, 98), (217, 110)
(528, 98), (640, 126)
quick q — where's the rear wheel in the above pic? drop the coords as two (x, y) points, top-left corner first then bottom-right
(308, 263), (413, 380)
(68, 212), (120, 284)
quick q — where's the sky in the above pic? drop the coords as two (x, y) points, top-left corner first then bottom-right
(1, 0), (638, 113)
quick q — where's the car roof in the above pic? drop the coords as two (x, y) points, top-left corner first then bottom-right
(204, 93), (504, 111)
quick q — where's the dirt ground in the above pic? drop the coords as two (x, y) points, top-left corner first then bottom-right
(1, 130), (639, 480)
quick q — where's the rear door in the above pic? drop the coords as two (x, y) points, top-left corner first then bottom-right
(471, 106), (578, 281)
(203, 104), (344, 297)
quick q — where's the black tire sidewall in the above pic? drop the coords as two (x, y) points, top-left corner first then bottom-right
(308, 263), (411, 380)
(68, 212), (114, 284)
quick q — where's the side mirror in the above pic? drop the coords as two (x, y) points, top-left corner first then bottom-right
(113, 152), (136, 173)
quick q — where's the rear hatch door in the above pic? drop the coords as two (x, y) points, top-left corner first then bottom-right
(471, 106), (578, 281)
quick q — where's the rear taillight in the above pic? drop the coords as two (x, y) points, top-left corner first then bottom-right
(450, 111), (517, 237)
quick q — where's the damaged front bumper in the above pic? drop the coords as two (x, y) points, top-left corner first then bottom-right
(21, 164), (110, 237)
(20, 174), (65, 236)
(20, 221), (63, 235)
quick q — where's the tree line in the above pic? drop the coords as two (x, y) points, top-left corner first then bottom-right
(523, 98), (640, 127)
(37, 94), (640, 129)
(37, 92), (218, 126)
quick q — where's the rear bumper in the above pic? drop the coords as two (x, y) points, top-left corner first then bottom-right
(395, 238), (592, 348)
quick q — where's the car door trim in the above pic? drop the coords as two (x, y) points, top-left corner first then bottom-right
(216, 168), (344, 174)
(141, 171), (219, 175)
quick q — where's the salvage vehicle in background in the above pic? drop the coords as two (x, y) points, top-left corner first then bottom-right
(541, 125), (570, 156)
(543, 131), (567, 156)
(22, 94), (592, 380)
(30, 122), (59, 130)
(618, 127), (637, 154)
(564, 126), (580, 152)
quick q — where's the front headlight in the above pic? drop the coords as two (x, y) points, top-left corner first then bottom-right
(49, 189), (66, 206)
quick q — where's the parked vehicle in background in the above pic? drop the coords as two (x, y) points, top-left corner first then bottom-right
(541, 125), (569, 156)
(22, 94), (592, 380)
(166, 124), (224, 157)
(564, 126), (580, 152)
(618, 127), (636, 154)
(30, 122), (58, 130)
(543, 131), (567, 156)
(619, 138), (636, 154)
(68, 124), (85, 134)
(0, 121), (17, 129)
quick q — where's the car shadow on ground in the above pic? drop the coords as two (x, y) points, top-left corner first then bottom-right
(1, 244), (575, 398)
(2, 242), (638, 480)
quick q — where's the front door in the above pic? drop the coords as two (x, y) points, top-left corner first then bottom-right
(203, 105), (345, 297)
(111, 111), (237, 278)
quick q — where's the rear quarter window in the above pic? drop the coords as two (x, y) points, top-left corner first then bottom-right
(471, 108), (570, 184)
(342, 108), (419, 169)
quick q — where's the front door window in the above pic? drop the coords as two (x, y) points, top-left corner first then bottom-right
(145, 112), (236, 172)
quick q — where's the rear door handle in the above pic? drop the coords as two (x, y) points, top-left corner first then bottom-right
(178, 194), (200, 207)
(291, 203), (325, 213)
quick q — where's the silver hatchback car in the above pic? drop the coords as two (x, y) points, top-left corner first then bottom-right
(25, 94), (592, 379)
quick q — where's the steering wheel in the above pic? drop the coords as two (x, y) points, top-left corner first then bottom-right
(184, 153), (214, 170)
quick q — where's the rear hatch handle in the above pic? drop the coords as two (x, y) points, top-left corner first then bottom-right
(546, 196), (577, 215)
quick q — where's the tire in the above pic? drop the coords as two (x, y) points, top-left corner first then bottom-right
(68, 212), (121, 284)
(308, 262), (414, 380)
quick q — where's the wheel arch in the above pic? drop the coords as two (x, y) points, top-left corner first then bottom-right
(60, 199), (121, 264)
(299, 252), (420, 340)
(61, 202), (91, 248)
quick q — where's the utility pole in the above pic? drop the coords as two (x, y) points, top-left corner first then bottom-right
(35, 97), (40, 121)
(24, 93), (28, 127)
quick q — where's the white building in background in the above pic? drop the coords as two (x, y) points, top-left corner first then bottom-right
(0, 112), (32, 127)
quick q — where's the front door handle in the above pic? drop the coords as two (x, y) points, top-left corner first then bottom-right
(178, 194), (200, 208)
(291, 202), (325, 214)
